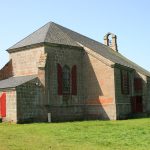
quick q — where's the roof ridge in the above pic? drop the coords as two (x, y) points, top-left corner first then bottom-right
(44, 22), (53, 42)
(52, 23), (80, 43)
(47, 22), (81, 47)
(53, 22), (105, 46)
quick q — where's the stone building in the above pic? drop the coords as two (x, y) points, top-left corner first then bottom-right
(0, 22), (150, 123)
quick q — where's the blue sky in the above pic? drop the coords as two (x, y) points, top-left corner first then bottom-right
(0, 0), (150, 71)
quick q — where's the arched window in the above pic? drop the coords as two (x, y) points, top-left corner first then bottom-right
(62, 65), (70, 94)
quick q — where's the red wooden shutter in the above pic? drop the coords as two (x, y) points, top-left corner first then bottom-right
(139, 79), (143, 91)
(71, 65), (77, 95)
(0, 93), (6, 117)
(136, 96), (143, 112)
(121, 70), (124, 94)
(57, 64), (62, 95)
(126, 72), (129, 94)
(121, 70), (129, 95)
(134, 78), (142, 92)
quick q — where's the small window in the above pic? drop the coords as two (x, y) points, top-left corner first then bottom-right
(62, 65), (70, 94)
(121, 70), (130, 95)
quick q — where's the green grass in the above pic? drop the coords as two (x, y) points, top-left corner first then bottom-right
(0, 118), (150, 150)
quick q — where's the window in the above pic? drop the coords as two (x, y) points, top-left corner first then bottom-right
(62, 65), (70, 94)
(134, 78), (143, 92)
(57, 64), (77, 96)
(121, 70), (130, 95)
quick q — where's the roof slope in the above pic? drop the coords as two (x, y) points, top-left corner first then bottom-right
(8, 22), (80, 50)
(54, 23), (150, 76)
(7, 22), (150, 76)
(0, 75), (37, 89)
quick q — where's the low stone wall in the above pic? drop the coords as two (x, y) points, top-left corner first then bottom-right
(16, 79), (47, 123)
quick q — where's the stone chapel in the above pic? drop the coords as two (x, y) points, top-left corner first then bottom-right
(0, 22), (150, 123)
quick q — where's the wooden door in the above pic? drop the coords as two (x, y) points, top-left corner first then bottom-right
(131, 96), (143, 113)
(136, 96), (143, 112)
(0, 93), (6, 117)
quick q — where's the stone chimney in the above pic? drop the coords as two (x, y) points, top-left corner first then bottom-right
(104, 32), (118, 52)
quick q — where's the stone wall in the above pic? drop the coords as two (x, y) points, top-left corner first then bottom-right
(83, 50), (116, 120)
(0, 90), (17, 123)
(147, 77), (150, 113)
(137, 72), (148, 113)
(49, 105), (84, 122)
(114, 67), (132, 119)
(45, 45), (116, 121)
(0, 60), (13, 80)
(45, 45), (84, 121)
(10, 47), (45, 76)
(115, 67), (148, 119)
(16, 78), (46, 123)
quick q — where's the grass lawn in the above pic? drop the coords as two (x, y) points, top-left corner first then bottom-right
(0, 118), (150, 150)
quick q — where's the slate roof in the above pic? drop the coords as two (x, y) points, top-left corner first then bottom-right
(8, 22), (80, 50)
(7, 22), (150, 76)
(0, 75), (37, 89)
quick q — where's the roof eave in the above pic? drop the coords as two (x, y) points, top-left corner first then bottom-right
(0, 87), (16, 91)
(111, 63), (134, 72)
(44, 42), (83, 50)
(7, 42), (45, 53)
(7, 42), (83, 53)
(112, 63), (150, 77)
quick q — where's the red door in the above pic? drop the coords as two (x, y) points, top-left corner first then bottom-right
(136, 96), (143, 112)
(0, 93), (6, 117)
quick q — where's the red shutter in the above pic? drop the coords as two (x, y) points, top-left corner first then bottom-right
(121, 70), (129, 94)
(57, 64), (62, 95)
(0, 93), (6, 117)
(126, 72), (129, 94)
(134, 78), (142, 92)
(71, 65), (77, 95)
(139, 79), (143, 90)
(121, 70), (124, 94)
(134, 78), (137, 91)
